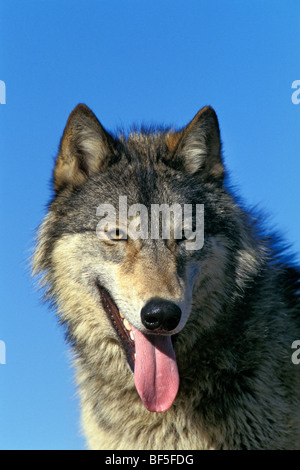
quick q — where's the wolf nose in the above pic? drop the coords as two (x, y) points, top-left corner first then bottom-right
(141, 299), (181, 332)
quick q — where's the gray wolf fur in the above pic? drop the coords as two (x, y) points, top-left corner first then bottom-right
(33, 104), (300, 449)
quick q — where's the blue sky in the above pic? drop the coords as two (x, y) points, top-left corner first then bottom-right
(0, 0), (299, 450)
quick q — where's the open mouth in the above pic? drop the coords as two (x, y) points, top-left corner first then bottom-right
(97, 284), (135, 371)
(97, 283), (180, 412)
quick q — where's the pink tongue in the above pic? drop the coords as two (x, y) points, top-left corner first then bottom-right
(131, 326), (179, 412)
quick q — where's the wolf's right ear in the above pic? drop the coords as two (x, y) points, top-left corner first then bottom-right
(54, 104), (117, 192)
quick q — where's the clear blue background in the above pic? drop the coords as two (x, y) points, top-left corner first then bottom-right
(1, 0), (299, 450)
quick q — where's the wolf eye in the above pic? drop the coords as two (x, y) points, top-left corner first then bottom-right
(106, 228), (127, 241)
(177, 228), (195, 244)
(176, 229), (188, 243)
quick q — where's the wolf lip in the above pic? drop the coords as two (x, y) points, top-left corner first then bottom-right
(97, 284), (135, 371)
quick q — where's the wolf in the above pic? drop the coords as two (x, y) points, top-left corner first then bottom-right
(33, 103), (300, 450)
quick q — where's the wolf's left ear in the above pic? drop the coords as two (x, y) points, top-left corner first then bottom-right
(54, 104), (117, 191)
(166, 106), (224, 183)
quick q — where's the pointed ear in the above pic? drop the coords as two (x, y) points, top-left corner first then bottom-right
(166, 106), (224, 183)
(54, 104), (117, 191)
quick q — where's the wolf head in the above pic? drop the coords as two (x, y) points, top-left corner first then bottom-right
(33, 104), (261, 413)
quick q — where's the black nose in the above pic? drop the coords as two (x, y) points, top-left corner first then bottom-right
(141, 299), (182, 332)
